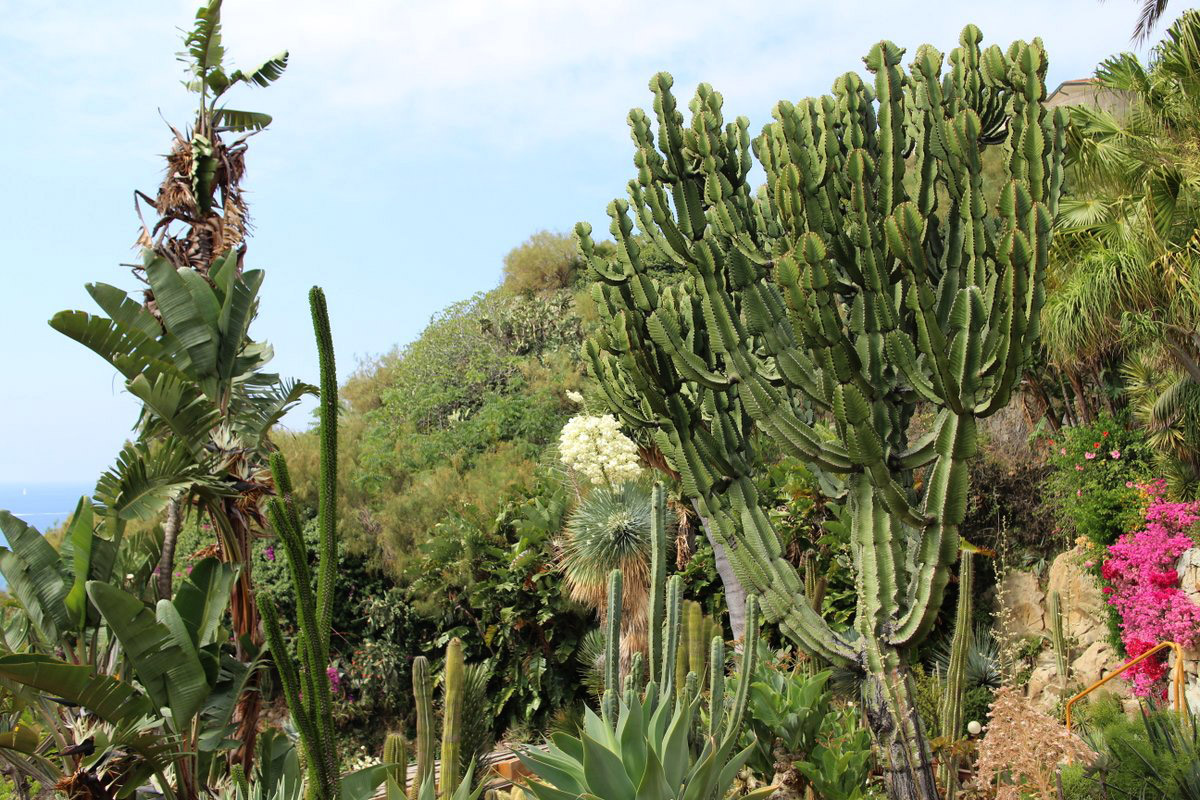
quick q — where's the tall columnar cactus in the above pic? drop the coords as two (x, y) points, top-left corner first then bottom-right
(259, 287), (340, 800)
(1050, 590), (1068, 686)
(440, 638), (465, 800)
(384, 733), (408, 800)
(412, 657), (436, 800)
(578, 25), (1064, 800)
(939, 552), (974, 798)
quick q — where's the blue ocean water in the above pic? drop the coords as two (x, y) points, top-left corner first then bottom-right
(0, 483), (92, 589)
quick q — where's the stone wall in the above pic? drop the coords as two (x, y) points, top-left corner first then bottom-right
(997, 546), (1200, 711)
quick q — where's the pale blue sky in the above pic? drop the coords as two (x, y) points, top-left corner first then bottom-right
(0, 0), (1151, 485)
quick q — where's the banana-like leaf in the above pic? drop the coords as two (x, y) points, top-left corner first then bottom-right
(94, 439), (213, 522)
(173, 557), (236, 648)
(231, 52), (289, 88)
(146, 258), (219, 377)
(214, 108), (273, 132)
(0, 512), (71, 645)
(86, 582), (210, 729)
(126, 372), (221, 459)
(63, 497), (95, 631)
(48, 309), (176, 382)
(0, 654), (153, 723)
(216, 268), (263, 382)
(0, 723), (39, 754)
(187, 0), (225, 75)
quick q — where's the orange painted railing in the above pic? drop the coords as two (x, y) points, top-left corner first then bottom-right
(1064, 640), (1186, 732)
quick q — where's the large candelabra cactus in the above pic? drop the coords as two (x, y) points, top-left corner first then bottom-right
(579, 25), (1064, 800)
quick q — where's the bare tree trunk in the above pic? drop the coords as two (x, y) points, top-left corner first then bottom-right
(691, 499), (747, 641)
(157, 499), (182, 600)
(863, 669), (941, 800)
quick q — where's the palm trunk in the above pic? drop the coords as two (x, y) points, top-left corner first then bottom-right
(691, 499), (747, 641)
(157, 498), (183, 600)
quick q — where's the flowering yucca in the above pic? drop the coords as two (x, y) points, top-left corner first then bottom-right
(559, 414), (642, 486)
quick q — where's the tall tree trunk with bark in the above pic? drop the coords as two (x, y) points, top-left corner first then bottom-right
(692, 499), (746, 641)
(157, 498), (182, 600)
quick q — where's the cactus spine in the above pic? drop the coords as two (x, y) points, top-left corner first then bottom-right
(439, 638), (465, 800)
(578, 24), (1064, 800)
(939, 551), (974, 798)
(1050, 590), (1068, 686)
(412, 657), (435, 800)
(258, 288), (341, 800)
(384, 733), (408, 800)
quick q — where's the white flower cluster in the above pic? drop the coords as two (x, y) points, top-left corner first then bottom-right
(559, 414), (642, 486)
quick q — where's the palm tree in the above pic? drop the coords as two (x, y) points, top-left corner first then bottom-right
(1049, 9), (1200, 493)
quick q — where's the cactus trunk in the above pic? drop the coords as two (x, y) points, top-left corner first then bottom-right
(384, 733), (407, 800)
(1050, 589), (1068, 687)
(578, 24), (1063, 800)
(412, 657), (435, 800)
(939, 551), (974, 798)
(439, 638), (465, 800)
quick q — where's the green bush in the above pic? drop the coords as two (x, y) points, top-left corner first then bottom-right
(501, 230), (581, 294)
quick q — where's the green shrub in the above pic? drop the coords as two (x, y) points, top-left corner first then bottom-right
(501, 230), (580, 294)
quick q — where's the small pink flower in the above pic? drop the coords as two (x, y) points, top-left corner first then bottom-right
(1060, 448), (1067, 455)
(1077, 489), (1083, 497)
(1126, 481), (1135, 488)
(1085, 452), (1096, 460)
(1111, 450), (1121, 459)
(1076, 464), (1084, 471)
(1084, 560), (1095, 568)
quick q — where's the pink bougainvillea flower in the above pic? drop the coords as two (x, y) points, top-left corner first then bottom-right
(1111, 450), (1121, 459)
(1103, 484), (1200, 697)
(1085, 452), (1096, 460)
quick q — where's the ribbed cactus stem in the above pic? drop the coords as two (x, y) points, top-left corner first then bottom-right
(648, 484), (667, 685)
(686, 601), (705, 681)
(603, 569), (623, 724)
(939, 552), (974, 798)
(258, 287), (342, 800)
(439, 638), (464, 800)
(384, 733), (407, 800)
(1051, 590), (1068, 686)
(708, 635), (725, 739)
(662, 575), (682, 696)
(412, 656), (435, 800)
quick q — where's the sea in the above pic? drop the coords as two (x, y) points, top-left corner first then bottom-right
(0, 483), (93, 590)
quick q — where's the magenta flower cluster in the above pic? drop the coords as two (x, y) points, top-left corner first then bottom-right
(1100, 481), (1200, 696)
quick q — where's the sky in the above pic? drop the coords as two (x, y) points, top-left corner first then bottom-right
(0, 0), (1154, 486)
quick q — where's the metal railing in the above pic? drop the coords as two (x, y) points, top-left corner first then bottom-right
(1064, 640), (1187, 732)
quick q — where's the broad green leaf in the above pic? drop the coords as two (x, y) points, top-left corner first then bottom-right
(146, 258), (218, 376)
(172, 557), (235, 647)
(339, 763), (390, 800)
(581, 732), (635, 800)
(634, 748), (673, 800)
(0, 723), (39, 754)
(217, 269), (264, 382)
(215, 108), (274, 132)
(0, 511), (71, 644)
(87, 582), (209, 728)
(0, 654), (153, 723)
(230, 52), (288, 87)
(63, 498), (95, 631)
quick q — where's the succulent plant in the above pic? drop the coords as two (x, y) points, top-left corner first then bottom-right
(578, 24), (1065, 799)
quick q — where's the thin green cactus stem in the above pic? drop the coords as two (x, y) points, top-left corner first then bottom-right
(939, 551), (974, 798)
(258, 287), (342, 800)
(412, 656), (435, 800)
(440, 638), (464, 800)
(648, 484), (667, 685)
(603, 569), (623, 724)
(1050, 590), (1068, 686)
